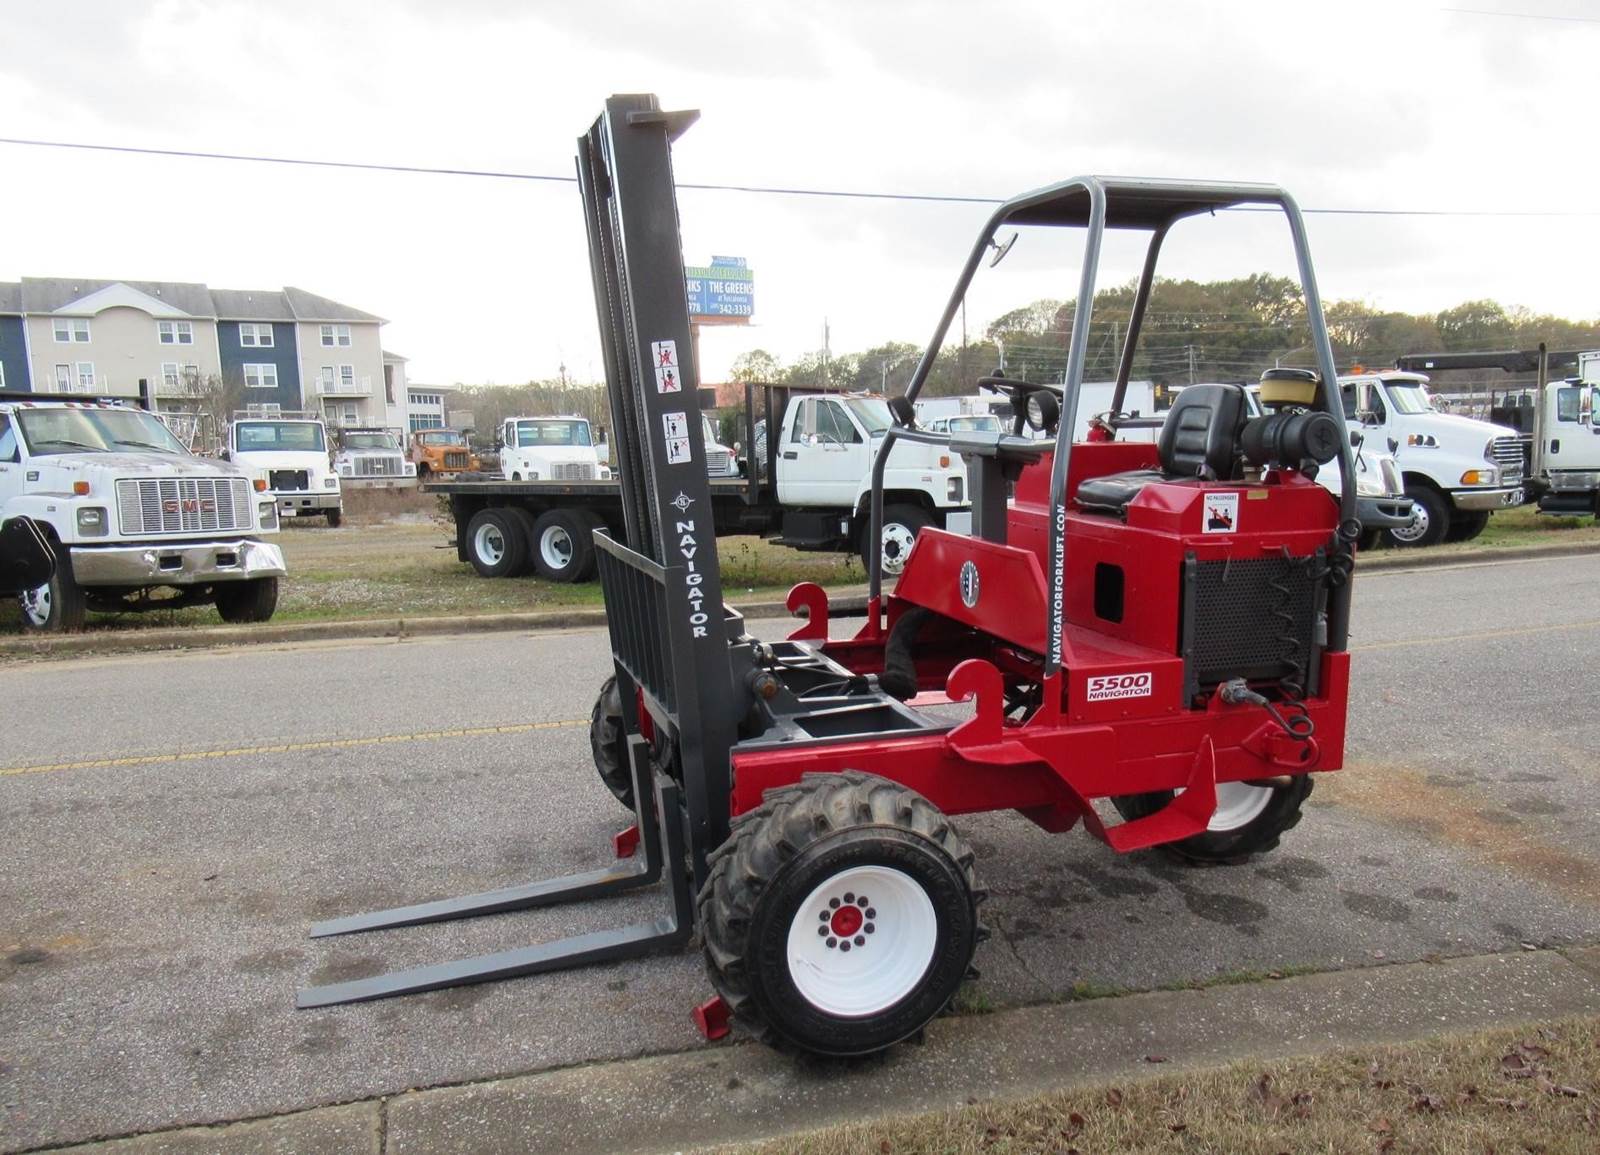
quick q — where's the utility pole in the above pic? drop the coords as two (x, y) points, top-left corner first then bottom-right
(822, 318), (831, 390)
(1186, 343), (1196, 385)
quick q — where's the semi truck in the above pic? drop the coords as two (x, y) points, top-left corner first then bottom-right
(2, 391), (284, 631)
(1337, 370), (1523, 546)
(426, 383), (969, 582)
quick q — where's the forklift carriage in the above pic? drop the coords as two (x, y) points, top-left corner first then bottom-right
(299, 94), (1360, 1059)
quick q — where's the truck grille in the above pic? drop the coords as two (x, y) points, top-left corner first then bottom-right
(354, 455), (404, 477)
(116, 477), (253, 536)
(1489, 436), (1525, 484)
(550, 462), (597, 481)
(444, 451), (469, 470)
(706, 450), (730, 474)
(269, 469), (309, 492)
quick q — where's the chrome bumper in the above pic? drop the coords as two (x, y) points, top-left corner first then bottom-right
(340, 477), (418, 490)
(1451, 487), (1523, 511)
(70, 539), (287, 586)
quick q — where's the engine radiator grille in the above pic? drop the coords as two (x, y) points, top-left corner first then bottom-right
(1180, 552), (1324, 700)
(354, 455), (404, 477)
(269, 468), (309, 492)
(116, 477), (254, 536)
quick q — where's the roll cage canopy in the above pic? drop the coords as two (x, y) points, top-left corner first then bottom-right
(868, 174), (1357, 670)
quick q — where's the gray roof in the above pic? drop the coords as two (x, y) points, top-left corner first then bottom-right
(21, 277), (217, 317)
(283, 286), (383, 323)
(211, 289), (296, 321)
(0, 282), (19, 313)
(382, 349), (408, 361)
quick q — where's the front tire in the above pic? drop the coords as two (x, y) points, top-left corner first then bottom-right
(589, 675), (634, 809)
(860, 504), (932, 578)
(325, 508), (344, 528)
(18, 554), (87, 633)
(1445, 510), (1489, 543)
(1112, 776), (1313, 865)
(1386, 485), (1449, 548)
(215, 577), (279, 624)
(700, 771), (980, 1057)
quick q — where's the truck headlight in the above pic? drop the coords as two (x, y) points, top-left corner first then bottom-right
(258, 501), (278, 530)
(338, 462), (353, 476)
(529, 471), (540, 481)
(324, 476), (339, 490)
(947, 476), (964, 503)
(1460, 467), (1497, 486)
(1355, 472), (1386, 497)
(76, 506), (109, 536)
(404, 462), (417, 476)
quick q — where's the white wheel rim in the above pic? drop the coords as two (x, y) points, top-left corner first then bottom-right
(474, 523), (506, 565)
(880, 523), (917, 575)
(1199, 781), (1274, 832)
(786, 865), (938, 1017)
(20, 581), (51, 627)
(1392, 503), (1428, 542)
(540, 525), (574, 570)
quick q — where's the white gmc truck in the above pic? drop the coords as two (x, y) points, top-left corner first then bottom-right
(0, 396), (285, 631)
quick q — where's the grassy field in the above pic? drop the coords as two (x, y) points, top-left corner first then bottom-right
(0, 488), (859, 632)
(737, 1015), (1600, 1154)
(0, 491), (1594, 634)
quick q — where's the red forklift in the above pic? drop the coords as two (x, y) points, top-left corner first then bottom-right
(300, 94), (1359, 1059)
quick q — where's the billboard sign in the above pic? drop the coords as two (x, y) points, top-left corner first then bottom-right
(686, 255), (754, 324)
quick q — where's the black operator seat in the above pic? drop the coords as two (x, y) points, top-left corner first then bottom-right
(1075, 383), (1248, 516)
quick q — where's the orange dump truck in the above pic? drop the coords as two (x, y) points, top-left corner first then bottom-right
(409, 428), (480, 480)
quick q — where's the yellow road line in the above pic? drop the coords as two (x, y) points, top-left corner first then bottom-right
(0, 718), (588, 779)
(1352, 618), (1600, 653)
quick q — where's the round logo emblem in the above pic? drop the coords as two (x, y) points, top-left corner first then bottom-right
(959, 560), (980, 608)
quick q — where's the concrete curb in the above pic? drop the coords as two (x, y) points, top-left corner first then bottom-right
(4, 540), (1596, 659)
(46, 945), (1600, 1154)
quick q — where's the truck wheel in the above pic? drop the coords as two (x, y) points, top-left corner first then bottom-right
(530, 509), (596, 582)
(700, 771), (981, 1057)
(861, 504), (932, 577)
(1111, 776), (1313, 865)
(465, 508), (527, 578)
(1386, 485), (1448, 548)
(589, 675), (634, 809)
(325, 509), (344, 528)
(18, 557), (88, 633)
(1445, 510), (1489, 543)
(505, 508), (541, 576)
(216, 577), (279, 624)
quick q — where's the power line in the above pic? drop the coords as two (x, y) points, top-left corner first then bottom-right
(1, 134), (1597, 217)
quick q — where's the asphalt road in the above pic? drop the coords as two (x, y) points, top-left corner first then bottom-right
(3, 554), (1600, 1151)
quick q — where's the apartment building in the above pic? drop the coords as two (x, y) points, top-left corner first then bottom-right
(0, 277), (394, 429)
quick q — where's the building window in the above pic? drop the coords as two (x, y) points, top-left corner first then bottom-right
(158, 320), (194, 345)
(76, 362), (96, 390)
(340, 364), (355, 390)
(410, 392), (442, 408)
(161, 363), (201, 390)
(239, 322), (275, 348)
(54, 364), (71, 390)
(243, 363), (279, 389)
(409, 413), (445, 432)
(53, 318), (90, 343)
(320, 323), (351, 347)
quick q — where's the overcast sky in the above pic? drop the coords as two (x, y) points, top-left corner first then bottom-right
(2, 1), (1596, 386)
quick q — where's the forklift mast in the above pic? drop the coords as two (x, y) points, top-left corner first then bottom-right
(576, 94), (742, 878)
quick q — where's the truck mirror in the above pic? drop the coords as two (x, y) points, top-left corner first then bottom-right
(1349, 430), (1363, 449)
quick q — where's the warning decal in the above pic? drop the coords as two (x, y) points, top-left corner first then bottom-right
(662, 411), (691, 464)
(1202, 491), (1240, 535)
(652, 340), (681, 393)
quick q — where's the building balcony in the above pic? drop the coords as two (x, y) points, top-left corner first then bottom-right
(315, 375), (373, 397)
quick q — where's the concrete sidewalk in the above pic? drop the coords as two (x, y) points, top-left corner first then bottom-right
(4, 539), (1597, 660)
(53, 945), (1600, 1154)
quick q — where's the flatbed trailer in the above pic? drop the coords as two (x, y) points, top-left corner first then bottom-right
(426, 381), (968, 582)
